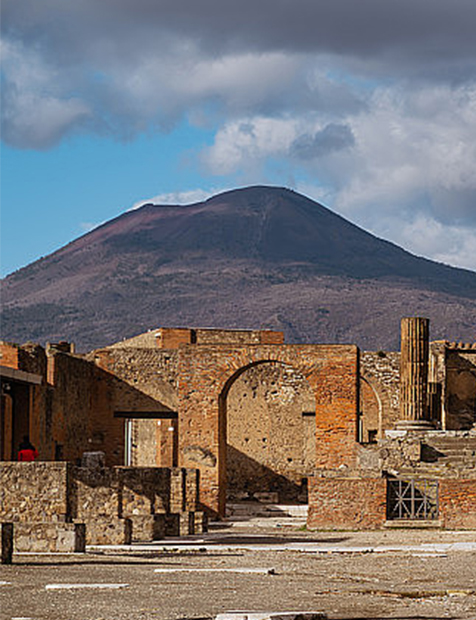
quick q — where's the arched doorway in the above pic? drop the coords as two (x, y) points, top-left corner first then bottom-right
(178, 342), (359, 518)
(222, 361), (316, 504)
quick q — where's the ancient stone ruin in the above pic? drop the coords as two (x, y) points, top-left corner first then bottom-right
(1, 318), (475, 551)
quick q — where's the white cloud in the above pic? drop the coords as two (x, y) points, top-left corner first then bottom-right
(1, 40), (91, 148)
(202, 117), (300, 175)
(199, 80), (476, 270)
(375, 214), (476, 272)
(79, 221), (103, 233)
(129, 188), (224, 211)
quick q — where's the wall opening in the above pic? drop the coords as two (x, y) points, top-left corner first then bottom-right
(359, 377), (382, 442)
(220, 361), (316, 506)
(6, 382), (31, 459)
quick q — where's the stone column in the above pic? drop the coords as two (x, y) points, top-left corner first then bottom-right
(397, 317), (434, 430)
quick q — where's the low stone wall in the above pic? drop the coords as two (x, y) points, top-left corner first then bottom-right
(71, 466), (122, 521)
(307, 476), (387, 530)
(0, 462), (70, 522)
(120, 467), (172, 515)
(129, 515), (166, 541)
(77, 517), (132, 545)
(0, 462), (203, 548)
(14, 522), (86, 552)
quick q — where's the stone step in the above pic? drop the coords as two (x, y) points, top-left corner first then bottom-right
(226, 503), (308, 518)
(427, 447), (476, 456)
(426, 440), (476, 450)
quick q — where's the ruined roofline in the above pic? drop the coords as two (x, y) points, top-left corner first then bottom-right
(363, 339), (476, 356)
(432, 340), (476, 350)
(104, 326), (285, 350)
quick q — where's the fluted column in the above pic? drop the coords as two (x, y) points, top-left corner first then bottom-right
(397, 317), (434, 430)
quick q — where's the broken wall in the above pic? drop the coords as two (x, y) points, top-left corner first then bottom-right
(445, 347), (476, 430)
(360, 351), (400, 439)
(92, 347), (179, 466)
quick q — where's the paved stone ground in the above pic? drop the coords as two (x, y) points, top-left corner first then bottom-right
(2, 514), (476, 620)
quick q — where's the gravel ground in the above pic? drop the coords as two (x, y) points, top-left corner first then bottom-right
(2, 518), (476, 620)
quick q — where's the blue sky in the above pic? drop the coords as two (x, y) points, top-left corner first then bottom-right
(1, 124), (218, 275)
(2, 0), (476, 277)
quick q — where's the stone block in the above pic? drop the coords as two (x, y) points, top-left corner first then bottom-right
(165, 512), (196, 536)
(194, 511), (208, 534)
(1, 523), (13, 564)
(14, 522), (85, 553)
(72, 466), (122, 520)
(215, 613), (327, 620)
(78, 517), (132, 545)
(120, 467), (171, 515)
(129, 515), (166, 542)
(81, 451), (106, 468)
(254, 492), (279, 504)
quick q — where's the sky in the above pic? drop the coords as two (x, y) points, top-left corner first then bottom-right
(1, 0), (476, 277)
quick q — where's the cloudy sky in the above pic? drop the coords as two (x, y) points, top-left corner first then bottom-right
(2, 0), (476, 276)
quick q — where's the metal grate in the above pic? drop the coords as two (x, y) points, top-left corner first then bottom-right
(386, 479), (439, 520)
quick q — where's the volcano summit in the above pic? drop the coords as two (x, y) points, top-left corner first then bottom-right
(2, 186), (475, 350)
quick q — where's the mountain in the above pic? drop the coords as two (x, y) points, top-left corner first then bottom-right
(2, 186), (476, 351)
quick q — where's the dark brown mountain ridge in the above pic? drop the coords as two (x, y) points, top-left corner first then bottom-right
(2, 186), (476, 351)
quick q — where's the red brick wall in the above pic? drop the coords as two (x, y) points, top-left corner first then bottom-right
(177, 344), (359, 517)
(154, 328), (285, 348)
(156, 329), (192, 349)
(259, 331), (285, 345)
(0, 343), (19, 369)
(307, 477), (387, 530)
(439, 479), (476, 529)
(194, 329), (284, 345)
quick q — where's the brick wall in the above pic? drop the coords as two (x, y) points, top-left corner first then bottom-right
(307, 476), (387, 530)
(0, 342), (48, 459)
(120, 466), (172, 514)
(156, 328), (193, 349)
(0, 342), (19, 369)
(439, 479), (476, 529)
(2, 344), (179, 466)
(92, 347), (179, 466)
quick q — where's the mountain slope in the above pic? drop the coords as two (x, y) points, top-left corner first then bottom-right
(2, 186), (476, 351)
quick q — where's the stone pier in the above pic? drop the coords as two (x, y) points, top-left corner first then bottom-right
(397, 317), (434, 430)
(1, 523), (13, 564)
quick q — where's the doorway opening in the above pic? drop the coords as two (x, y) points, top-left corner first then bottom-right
(220, 361), (316, 519)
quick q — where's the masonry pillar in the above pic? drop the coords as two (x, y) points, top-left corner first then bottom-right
(1, 523), (13, 564)
(397, 317), (434, 430)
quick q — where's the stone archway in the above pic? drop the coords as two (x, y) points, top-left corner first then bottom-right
(223, 361), (316, 504)
(177, 343), (359, 517)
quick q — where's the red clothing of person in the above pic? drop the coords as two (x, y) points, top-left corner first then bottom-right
(18, 448), (38, 461)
